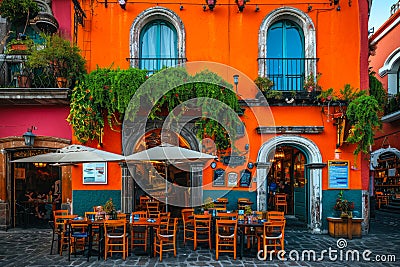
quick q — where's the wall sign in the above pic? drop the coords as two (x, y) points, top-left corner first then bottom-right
(239, 169), (252, 187)
(83, 162), (107, 184)
(328, 160), (349, 189)
(227, 172), (238, 187)
(213, 168), (225, 186)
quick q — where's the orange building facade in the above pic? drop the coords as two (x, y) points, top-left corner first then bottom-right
(67, 0), (371, 233)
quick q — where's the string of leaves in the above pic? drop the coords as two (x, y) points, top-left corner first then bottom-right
(68, 67), (241, 151)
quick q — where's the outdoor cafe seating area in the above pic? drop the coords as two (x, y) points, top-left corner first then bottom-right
(48, 195), (288, 262)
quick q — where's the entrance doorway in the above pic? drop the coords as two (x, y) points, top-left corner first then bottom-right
(267, 145), (308, 221)
(131, 129), (193, 218)
(11, 149), (61, 227)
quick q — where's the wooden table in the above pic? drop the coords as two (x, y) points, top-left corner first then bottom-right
(327, 217), (363, 239)
(237, 220), (264, 259)
(131, 218), (160, 257)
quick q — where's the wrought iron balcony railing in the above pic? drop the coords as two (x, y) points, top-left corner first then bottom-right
(126, 57), (188, 74)
(0, 54), (59, 88)
(257, 58), (319, 92)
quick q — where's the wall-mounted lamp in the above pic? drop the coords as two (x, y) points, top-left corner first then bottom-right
(307, 5), (312, 12)
(255, 5), (260, 12)
(118, 0), (126, 10)
(233, 74), (239, 94)
(206, 0), (216, 11)
(236, 0), (247, 12)
(203, 5), (207, 11)
(180, 5), (184, 10)
(23, 126), (37, 147)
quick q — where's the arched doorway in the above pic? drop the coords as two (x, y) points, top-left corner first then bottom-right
(257, 135), (323, 233)
(267, 145), (307, 220)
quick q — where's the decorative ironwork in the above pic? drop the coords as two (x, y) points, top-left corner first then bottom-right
(257, 58), (319, 91)
(126, 57), (187, 74)
(72, 0), (87, 44)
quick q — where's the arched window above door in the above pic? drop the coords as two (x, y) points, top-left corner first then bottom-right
(258, 7), (317, 92)
(130, 7), (186, 74)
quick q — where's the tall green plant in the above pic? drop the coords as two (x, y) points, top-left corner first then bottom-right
(346, 94), (382, 155)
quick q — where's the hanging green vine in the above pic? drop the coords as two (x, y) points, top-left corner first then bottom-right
(68, 67), (241, 151)
(67, 67), (148, 143)
(346, 94), (382, 156)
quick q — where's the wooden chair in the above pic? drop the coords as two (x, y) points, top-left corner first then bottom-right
(51, 214), (77, 256)
(275, 194), (288, 213)
(193, 214), (212, 250)
(216, 211), (238, 220)
(104, 219), (128, 260)
(117, 213), (128, 220)
(376, 192), (389, 209)
(67, 219), (93, 262)
(139, 195), (151, 210)
(130, 211), (148, 251)
(237, 198), (252, 210)
(214, 198), (228, 209)
(84, 212), (100, 245)
(267, 211), (285, 222)
(146, 201), (160, 219)
(215, 219), (238, 260)
(154, 217), (178, 261)
(181, 208), (195, 246)
(257, 220), (285, 257)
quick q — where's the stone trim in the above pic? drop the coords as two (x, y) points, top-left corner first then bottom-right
(256, 135), (323, 233)
(258, 6), (317, 78)
(129, 6), (186, 66)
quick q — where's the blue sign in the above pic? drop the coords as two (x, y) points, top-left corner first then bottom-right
(328, 160), (349, 189)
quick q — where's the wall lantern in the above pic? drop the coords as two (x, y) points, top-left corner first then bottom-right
(233, 74), (239, 93)
(118, 0), (126, 10)
(206, 0), (216, 11)
(236, 0), (247, 12)
(23, 126), (36, 147)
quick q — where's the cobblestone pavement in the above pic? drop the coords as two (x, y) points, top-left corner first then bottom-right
(1, 210), (399, 267)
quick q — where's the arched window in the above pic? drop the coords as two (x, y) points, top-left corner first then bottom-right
(130, 7), (186, 74)
(258, 7), (316, 92)
(267, 20), (304, 91)
(140, 20), (177, 73)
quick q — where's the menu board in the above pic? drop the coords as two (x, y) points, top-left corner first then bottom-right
(83, 162), (107, 184)
(328, 160), (349, 189)
(239, 169), (251, 187)
(213, 168), (225, 186)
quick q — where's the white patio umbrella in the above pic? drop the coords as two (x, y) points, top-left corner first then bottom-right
(125, 143), (216, 211)
(11, 144), (125, 164)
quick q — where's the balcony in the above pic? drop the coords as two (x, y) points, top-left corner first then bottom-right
(382, 94), (400, 122)
(126, 57), (188, 74)
(257, 58), (319, 91)
(0, 54), (70, 105)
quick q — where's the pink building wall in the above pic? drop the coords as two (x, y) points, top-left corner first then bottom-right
(52, 0), (72, 39)
(0, 106), (72, 140)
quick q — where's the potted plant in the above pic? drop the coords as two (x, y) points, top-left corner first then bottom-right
(333, 190), (354, 218)
(26, 34), (87, 88)
(104, 198), (117, 219)
(254, 76), (282, 101)
(5, 36), (34, 54)
(0, 0), (39, 37)
(203, 197), (215, 214)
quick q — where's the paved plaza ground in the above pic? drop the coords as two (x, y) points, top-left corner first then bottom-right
(0, 210), (399, 266)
